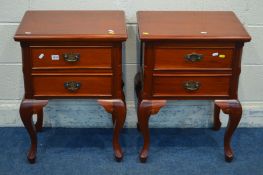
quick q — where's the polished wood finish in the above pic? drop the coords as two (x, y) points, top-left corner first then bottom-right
(154, 47), (233, 70)
(32, 74), (112, 97)
(152, 74), (231, 98)
(31, 46), (112, 69)
(15, 11), (127, 41)
(136, 11), (251, 162)
(19, 99), (48, 163)
(98, 99), (126, 161)
(137, 11), (250, 41)
(137, 100), (166, 163)
(214, 100), (242, 162)
(15, 11), (127, 163)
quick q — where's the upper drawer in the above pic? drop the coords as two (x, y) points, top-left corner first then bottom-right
(30, 46), (112, 69)
(154, 48), (233, 70)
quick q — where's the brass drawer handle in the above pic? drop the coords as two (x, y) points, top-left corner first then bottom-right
(185, 53), (203, 62)
(184, 81), (200, 91)
(64, 81), (81, 92)
(63, 53), (80, 62)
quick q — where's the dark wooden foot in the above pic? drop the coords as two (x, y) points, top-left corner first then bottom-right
(138, 100), (166, 163)
(215, 100), (242, 162)
(98, 99), (126, 162)
(213, 103), (221, 131)
(19, 99), (48, 163)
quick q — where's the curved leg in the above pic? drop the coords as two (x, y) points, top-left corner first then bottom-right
(19, 99), (48, 163)
(138, 101), (151, 162)
(112, 101), (126, 161)
(213, 103), (221, 130)
(215, 100), (242, 162)
(98, 99), (126, 162)
(138, 100), (166, 163)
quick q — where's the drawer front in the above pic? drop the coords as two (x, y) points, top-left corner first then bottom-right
(32, 74), (112, 97)
(154, 48), (233, 70)
(152, 74), (231, 97)
(31, 46), (112, 69)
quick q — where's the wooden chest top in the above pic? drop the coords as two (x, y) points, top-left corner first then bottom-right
(14, 10), (127, 41)
(137, 11), (251, 41)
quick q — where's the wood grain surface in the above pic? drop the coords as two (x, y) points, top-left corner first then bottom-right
(154, 47), (233, 70)
(31, 46), (112, 69)
(15, 11), (127, 163)
(32, 73), (113, 98)
(152, 74), (231, 98)
(14, 11), (127, 41)
(136, 11), (251, 162)
(137, 11), (251, 41)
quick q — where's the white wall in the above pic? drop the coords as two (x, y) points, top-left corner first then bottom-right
(0, 0), (263, 127)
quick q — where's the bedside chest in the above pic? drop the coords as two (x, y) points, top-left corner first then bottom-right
(14, 11), (127, 163)
(135, 11), (251, 162)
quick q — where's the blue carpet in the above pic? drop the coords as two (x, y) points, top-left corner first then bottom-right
(0, 127), (262, 175)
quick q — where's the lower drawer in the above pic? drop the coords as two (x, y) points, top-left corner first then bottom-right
(152, 74), (231, 98)
(32, 74), (112, 97)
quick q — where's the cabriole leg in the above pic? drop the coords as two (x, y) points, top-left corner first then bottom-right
(215, 100), (242, 162)
(19, 99), (48, 163)
(138, 100), (166, 163)
(98, 99), (126, 161)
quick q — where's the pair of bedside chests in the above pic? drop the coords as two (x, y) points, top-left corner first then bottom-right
(14, 11), (251, 163)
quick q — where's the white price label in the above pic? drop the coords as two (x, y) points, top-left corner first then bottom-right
(212, 52), (219, 57)
(51, 55), (60, 60)
(38, 53), (44, 59)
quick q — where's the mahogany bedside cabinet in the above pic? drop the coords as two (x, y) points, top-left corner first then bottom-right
(14, 11), (127, 163)
(135, 11), (251, 162)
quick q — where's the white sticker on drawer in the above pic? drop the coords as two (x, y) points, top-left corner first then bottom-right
(212, 52), (219, 57)
(51, 55), (60, 60)
(38, 53), (45, 59)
